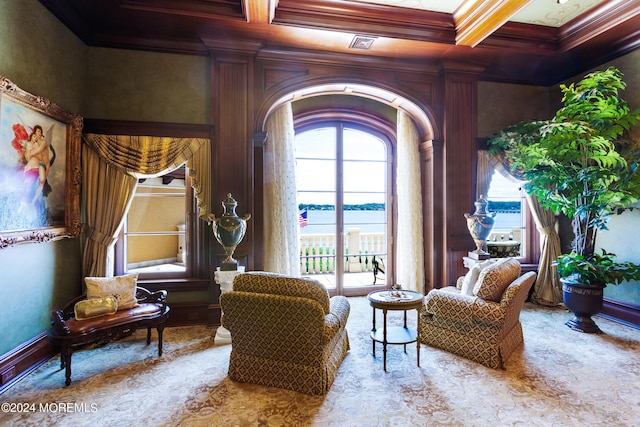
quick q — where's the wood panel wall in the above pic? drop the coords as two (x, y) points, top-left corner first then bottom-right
(205, 48), (482, 288)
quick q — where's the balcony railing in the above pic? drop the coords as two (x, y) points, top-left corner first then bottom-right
(300, 229), (385, 275)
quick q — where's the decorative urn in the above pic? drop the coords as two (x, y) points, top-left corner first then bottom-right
(464, 195), (496, 260)
(208, 193), (251, 271)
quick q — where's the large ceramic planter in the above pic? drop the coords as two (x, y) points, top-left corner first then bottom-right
(561, 278), (604, 334)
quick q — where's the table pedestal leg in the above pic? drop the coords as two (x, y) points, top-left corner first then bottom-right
(383, 309), (388, 372)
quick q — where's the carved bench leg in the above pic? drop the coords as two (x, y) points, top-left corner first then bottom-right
(157, 324), (165, 356)
(146, 327), (152, 345)
(61, 344), (73, 386)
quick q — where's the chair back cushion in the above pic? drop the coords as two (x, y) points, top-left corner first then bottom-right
(460, 259), (498, 296)
(473, 258), (521, 302)
(232, 272), (331, 313)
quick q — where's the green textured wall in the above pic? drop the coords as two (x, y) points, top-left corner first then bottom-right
(84, 48), (208, 123)
(0, 0), (86, 114)
(0, 0), (85, 356)
(589, 50), (640, 305)
(0, 240), (82, 356)
(477, 81), (552, 137)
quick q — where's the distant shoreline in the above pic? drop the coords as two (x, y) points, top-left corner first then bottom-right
(299, 209), (521, 235)
(299, 201), (519, 213)
(299, 203), (384, 211)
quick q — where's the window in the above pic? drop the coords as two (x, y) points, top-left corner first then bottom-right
(485, 170), (527, 259)
(115, 165), (192, 278)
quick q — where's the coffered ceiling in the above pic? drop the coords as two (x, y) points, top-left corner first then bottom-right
(357, 0), (604, 26)
(39, 0), (640, 85)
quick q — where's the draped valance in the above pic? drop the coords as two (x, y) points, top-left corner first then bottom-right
(83, 133), (212, 220)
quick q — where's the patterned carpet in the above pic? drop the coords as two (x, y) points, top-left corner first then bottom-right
(1, 296), (639, 427)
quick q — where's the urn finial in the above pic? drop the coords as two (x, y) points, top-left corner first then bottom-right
(464, 195), (496, 260)
(209, 193), (251, 270)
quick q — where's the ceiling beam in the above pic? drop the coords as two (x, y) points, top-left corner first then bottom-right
(244, 0), (271, 23)
(454, 0), (534, 47)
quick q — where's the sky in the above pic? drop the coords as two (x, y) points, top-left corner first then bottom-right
(294, 127), (521, 206)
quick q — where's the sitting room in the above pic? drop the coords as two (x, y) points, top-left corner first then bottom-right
(1, 0), (639, 425)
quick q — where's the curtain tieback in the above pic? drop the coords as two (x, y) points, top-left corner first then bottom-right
(537, 225), (555, 236)
(85, 226), (117, 247)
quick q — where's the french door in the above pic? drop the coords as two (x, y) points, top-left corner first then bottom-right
(295, 121), (392, 296)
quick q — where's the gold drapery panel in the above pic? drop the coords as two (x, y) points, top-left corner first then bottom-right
(526, 193), (563, 306)
(476, 149), (494, 200)
(82, 144), (138, 277)
(81, 133), (212, 277)
(477, 149), (562, 306)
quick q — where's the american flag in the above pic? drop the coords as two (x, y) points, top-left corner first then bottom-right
(298, 209), (308, 227)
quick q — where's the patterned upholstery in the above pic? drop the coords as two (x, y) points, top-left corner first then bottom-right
(419, 265), (536, 370)
(220, 272), (350, 395)
(474, 258), (521, 301)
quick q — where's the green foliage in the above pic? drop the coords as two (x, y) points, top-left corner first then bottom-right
(556, 250), (640, 286)
(487, 67), (640, 284)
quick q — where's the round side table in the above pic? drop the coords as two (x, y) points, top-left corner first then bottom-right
(367, 290), (424, 372)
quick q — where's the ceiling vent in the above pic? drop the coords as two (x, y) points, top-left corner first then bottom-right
(350, 36), (376, 50)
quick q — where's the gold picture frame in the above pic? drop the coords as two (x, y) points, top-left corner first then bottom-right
(0, 76), (82, 248)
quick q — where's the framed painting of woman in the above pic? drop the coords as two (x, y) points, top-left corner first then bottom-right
(0, 76), (81, 248)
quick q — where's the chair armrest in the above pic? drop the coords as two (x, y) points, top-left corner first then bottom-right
(329, 296), (350, 327)
(500, 272), (536, 307)
(323, 296), (350, 343)
(471, 298), (506, 327)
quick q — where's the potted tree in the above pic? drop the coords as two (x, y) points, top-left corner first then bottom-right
(487, 67), (640, 333)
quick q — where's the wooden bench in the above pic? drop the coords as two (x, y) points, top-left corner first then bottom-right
(47, 286), (169, 386)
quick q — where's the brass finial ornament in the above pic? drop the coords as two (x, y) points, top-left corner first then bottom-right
(208, 193), (251, 271)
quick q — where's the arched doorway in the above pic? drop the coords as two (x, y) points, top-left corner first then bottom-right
(259, 84), (436, 295)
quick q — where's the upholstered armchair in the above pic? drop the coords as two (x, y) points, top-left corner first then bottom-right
(220, 272), (350, 395)
(419, 258), (536, 369)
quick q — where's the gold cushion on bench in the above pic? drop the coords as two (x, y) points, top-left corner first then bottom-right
(74, 296), (118, 320)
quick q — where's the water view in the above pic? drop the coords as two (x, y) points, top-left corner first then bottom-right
(299, 209), (521, 234)
(300, 210), (386, 234)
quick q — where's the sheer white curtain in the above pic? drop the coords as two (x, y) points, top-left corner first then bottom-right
(263, 103), (301, 275)
(396, 110), (425, 293)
